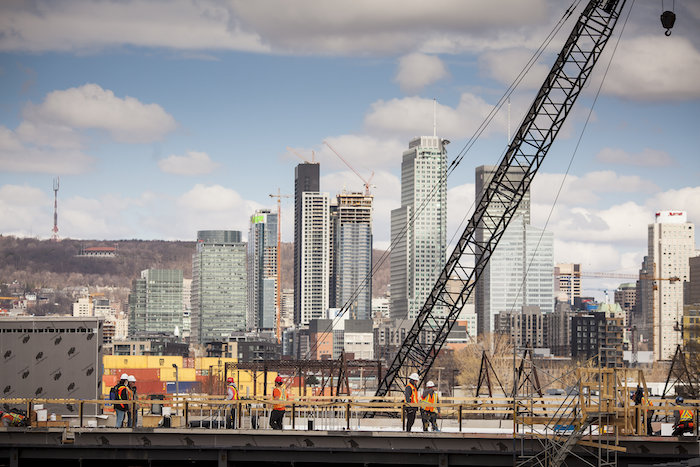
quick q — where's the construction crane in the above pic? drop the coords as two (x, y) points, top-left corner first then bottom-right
(323, 141), (375, 195)
(269, 189), (291, 343)
(286, 146), (316, 164)
(375, 0), (629, 399)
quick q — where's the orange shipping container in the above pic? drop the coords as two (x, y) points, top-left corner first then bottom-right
(111, 368), (161, 381)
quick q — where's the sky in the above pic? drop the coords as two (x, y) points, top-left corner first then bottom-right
(1, 0), (699, 298)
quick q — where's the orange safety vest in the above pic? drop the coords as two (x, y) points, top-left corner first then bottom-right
(407, 382), (418, 404)
(641, 397), (653, 407)
(273, 386), (286, 411)
(116, 384), (131, 411)
(680, 409), (694, 421)
(422, 391), (436, 412)
(227, 384), (238, 401)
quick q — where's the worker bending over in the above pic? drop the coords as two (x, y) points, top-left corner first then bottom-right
(673, 397), (695, 437)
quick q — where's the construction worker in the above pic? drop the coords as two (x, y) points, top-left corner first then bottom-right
(114, 373), (131, 428)
(404, 373), (419, 432)
(226, 377), (239, 429)
(127, 375), (138, 427)
(631, 385), (654, 435)
(672, 396), (695, 436)
(270, 376), (286, 430)
(421, 381), (440, 432)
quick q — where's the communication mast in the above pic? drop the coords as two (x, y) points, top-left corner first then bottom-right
(51, 177), (60, 242)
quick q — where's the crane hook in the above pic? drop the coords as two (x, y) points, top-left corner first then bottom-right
(661, 10), (676, 35)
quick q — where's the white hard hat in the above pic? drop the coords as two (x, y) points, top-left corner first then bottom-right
(426, 381), (435, 388)
(408, 373), (419, 381)
(120, 373), (129, 380)
(128, 375), (136, 382)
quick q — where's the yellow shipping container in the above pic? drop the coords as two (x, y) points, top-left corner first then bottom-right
(159, 367), (196, 382)
(146, 356), (183, 369)
(103, 355), (149, 369)
(195, 357), (237, 370)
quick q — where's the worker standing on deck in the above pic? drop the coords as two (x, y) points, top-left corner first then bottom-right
(404, 373), (419, 432)
(632, 385), (655, 435)
(421, 381), (440, 432)
(114, 373), (131, 428)
(672, 396), (695, 436)
(127, 375), (138, 427)
(226, 377), (239, 429)
(270, 376), (286, 430)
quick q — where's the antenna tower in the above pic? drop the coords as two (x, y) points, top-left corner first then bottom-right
(51, 177), (60, 242)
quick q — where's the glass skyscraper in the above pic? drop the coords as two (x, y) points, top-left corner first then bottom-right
(390, 136), (447, 320)
(191, 230), (247, 344)
(248, 209), (278, 331)
(128, 269), (183, 338)
(330, 191), (373, 320)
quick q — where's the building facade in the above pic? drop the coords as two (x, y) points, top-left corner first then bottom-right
(390, 136), (447, 320)
(648, 211), (695, 360)
(555, 263), (581, 305)
(248, 209), (279, 331)
(494, 305), (548, 349)
(294, 162), (320, 325)
(191, 230), (247, 344)
(128, 269), (184, 338)
(330, 191), (373, 320)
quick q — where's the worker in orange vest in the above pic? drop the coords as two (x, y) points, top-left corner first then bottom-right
(632, 385), (655, 435)
(673, 396), (695, 436)
(270, 376), (286, 430)
(421, 381), (440, 432)
(226, 377), (239, 429)
(404, 373), (419, 432)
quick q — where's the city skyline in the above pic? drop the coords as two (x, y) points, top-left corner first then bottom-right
(1, 1), (699, 301)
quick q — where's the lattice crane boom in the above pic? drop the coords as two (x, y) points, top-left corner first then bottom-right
(375, 0), (628, 398)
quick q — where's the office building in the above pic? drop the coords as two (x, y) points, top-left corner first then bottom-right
(248, 209), (279, 331)
(475, 165), (553, 335)
(555, 263), (581, 305)
(686, 256), (700, 305)
(494, 306), (547, 349)
(128, 269), (183, 338)
(614, 283), (637, 324)
(191, 230), (247, 344)
(330, 191), (373, 320)
(294, 162), (320, 324)
(648, 211), (695, 360)
(390, 136), (447, 320)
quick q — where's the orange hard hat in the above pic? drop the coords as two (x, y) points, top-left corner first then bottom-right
(275, 376), (283, 384)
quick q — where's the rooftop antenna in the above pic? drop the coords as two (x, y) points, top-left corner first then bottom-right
(433, 98), (437, 137)
(51, 176), (60, 242)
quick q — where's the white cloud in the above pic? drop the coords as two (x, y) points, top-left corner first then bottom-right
(0, 185), (50, 236)
(318, 135), (406, 171)
(596, 147), (675, 167)
(395, 53), (448, 93)
(478, 48), (550, 90)
(604, 35), (700, 100)
(158, 151), (219, 175)
(24, 84), (177, 143)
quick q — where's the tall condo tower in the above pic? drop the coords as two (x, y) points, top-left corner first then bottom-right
(390, 136), (447, 320)
(191, 230), (247, 344)
(648, 210), (695, 360)
(293, 162), (321, 325)
(51, 177), (60, 242)
(297, 191), (330, 325)
(330, 191), (373, 320)
(247, 209), (279, 331)
(475, 165), (553, 336)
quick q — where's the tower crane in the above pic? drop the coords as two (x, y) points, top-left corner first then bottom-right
(375, 0), (630, 399)
(269, 189), (291, 343)
(286, 146), (316, 164)
(323, 141), (375, 196)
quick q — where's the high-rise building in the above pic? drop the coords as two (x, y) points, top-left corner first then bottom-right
(686, 256), (700, 305)
(614, 282), (636, 325)
(330, 191), (373, 320)
(128, 269), (184, 338)
(191, 230), (247, 344)
(648, 211), (695, 360)
(294, 162), (321, 325)
(390, 136), (447, 320)
(298, 191), (330, 325)
(475, 165), (553, 336)
(495, 305), (547, 348)
(555, 263), (581, 305)
(248, 209), (279, 331)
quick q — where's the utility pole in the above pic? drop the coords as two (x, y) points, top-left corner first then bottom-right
(269, 189), (291, 343)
